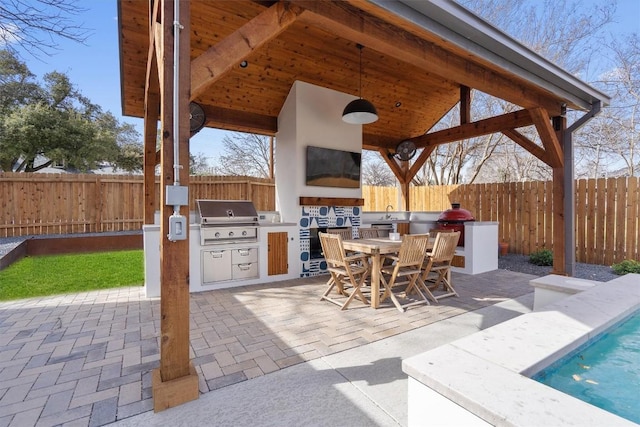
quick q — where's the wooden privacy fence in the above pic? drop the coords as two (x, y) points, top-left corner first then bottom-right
(0, 173), (275, 237)
(1, 173), (638, 265)
(365, 177), (640, 265)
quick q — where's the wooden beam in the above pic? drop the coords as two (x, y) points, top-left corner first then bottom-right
(460, 85), (471, 124)
(408, 109), (534, 148)
(190, 1), (304, 99)
(294, 1), (563, 115)
(407, 146), (436, 183)
(530, 107), (563, 168)
(202, 105), (277, 136)
(299, 197), (364, 206)
(501, 129), (549, 166)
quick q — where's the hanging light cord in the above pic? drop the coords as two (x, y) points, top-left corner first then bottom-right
(357, 43), (363, 99)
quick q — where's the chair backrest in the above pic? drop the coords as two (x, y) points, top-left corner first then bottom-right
(327, 228), (352, 240)
(429, 228), (454, 238)
(429, 231), (460, 262)
(396, 234), (430, 267)
(358, 228), (379, 239)
(319, 232), (346, 266)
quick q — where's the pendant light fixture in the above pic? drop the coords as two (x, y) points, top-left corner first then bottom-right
(342, 44), (378, 125)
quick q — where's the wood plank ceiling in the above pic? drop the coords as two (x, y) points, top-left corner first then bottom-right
(118, 0), (573, 154)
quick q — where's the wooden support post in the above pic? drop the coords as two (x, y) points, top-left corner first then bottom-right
(551, 115), (567, 275)
(144, 0), (161, 225)
(399, 162), (410, 211)
(460, 85), (470, 124)
(143, 57), (159, 225)
(152, 0), (199, 412)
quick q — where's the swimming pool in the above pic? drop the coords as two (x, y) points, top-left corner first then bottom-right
(533, 310), (640, 423)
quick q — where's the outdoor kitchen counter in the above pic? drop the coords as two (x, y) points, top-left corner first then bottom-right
(143, 223), (299, 298)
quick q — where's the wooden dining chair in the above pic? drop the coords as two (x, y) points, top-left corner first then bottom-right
(327, 228), (353, 240)
(319, 232), (370, 310)
(379, 234), (432, 312)
(421, 231), (460, 300)
(358, 228), (379, 239)
(428, 228), (454, 238)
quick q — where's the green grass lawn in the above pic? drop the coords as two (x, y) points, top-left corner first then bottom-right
(0, 250), (144, 301)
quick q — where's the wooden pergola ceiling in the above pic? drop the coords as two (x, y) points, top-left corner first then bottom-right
(119, 0), (576, 155)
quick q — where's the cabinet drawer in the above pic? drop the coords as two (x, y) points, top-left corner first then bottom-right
(232, 262), (258, 279)
(231, 248), (258, 264)
(202, 250), (232, 283)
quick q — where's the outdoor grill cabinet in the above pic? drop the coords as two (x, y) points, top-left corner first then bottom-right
(201, 247), (259, 284)
(142, 221), (299, 298)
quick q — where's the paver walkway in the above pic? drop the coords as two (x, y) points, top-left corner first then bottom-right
(0, 269), (534, 426)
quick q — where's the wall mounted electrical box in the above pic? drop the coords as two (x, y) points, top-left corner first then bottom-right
(168, 214), (187, 241)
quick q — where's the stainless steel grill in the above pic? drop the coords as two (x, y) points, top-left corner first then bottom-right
(196, 199), (259, 245)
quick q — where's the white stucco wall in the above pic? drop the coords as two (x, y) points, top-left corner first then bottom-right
(275, 81), (363, 222)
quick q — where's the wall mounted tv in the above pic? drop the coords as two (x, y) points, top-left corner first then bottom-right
(305, 146), (361, 188)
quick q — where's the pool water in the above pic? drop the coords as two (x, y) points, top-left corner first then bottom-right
(533, 311), (640, 423)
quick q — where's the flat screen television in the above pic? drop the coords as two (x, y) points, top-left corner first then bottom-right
(305, 146), (361, 188)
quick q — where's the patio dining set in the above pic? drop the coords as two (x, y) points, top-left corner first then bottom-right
(319, 229), (460, 312)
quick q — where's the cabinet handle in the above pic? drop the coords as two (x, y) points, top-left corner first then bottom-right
(238, 249), (250, 256)
(211, 252), (224, 259)
(238, 263), (252, 270)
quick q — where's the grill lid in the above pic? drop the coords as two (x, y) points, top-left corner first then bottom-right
(196, 200), (259, 225)
(437, 203), (475, 222)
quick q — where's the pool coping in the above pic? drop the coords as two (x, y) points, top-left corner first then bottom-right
(403, 273), (640, 426)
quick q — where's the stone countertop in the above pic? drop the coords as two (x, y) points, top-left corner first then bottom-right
(403, 274), (640, 427)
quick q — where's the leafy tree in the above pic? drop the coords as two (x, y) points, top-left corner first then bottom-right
(215, 132), (273, 178)
(0, 0), (89, 59)
(0, 50), (142, 172)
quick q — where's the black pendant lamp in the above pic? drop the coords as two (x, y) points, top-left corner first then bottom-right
(342, 44), (378, 125)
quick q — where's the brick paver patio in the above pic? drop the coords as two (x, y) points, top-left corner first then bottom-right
(0, 269), (535, 426)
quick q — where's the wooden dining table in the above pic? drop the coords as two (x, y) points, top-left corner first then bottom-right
(342, 236), (434, 309)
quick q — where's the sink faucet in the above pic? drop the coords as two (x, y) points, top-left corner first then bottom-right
(385, 204), (394, 219)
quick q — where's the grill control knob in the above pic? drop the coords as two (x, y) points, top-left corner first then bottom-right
(228, 231), (234, 237)
(214, 232), (220, 238)
(242, 230), (248, 236)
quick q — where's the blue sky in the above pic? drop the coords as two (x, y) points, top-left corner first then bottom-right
(15, 0), (640, 167)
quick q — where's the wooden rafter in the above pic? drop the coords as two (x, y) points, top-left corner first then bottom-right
(293, 1), (563, 115)
(190, 1), (304, 99)
(530, 107), (563, 168)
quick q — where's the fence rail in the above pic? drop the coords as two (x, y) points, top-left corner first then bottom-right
(1, 173), (638, 264)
